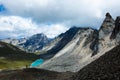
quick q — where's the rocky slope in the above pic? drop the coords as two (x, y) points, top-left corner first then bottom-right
(38, 13), (120, 72)
(39, 27), (82, 59)
(1, 33), (50, 53)
(39, 27), (98, 72)
(72, 44), (120, 80)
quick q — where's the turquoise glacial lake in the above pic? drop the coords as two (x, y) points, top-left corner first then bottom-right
(30, 59), (44, 67)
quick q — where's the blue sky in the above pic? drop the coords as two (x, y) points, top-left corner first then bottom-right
(0, 0), (120, 39)
(0, 4), (6, 12)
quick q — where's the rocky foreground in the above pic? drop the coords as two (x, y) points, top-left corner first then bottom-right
(72, 43), (120, 80)
(0, 44), (120, 80)
(0, 68), (74, 80)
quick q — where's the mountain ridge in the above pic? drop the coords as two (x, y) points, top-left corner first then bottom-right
(37, 13), (120, 72)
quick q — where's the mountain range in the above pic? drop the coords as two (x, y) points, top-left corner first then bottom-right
(1, 33), (51, 53)
(0, 12), (120, 80)
(36, 13), (120, 72)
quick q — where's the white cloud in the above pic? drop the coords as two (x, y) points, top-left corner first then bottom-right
(1, 0), (120, 27)
(37, 24), (68, 38)
(0, 15), (68, 39)
(0, 0), (120, 39)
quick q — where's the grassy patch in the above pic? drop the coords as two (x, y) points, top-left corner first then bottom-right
(0, 58), (32, 70)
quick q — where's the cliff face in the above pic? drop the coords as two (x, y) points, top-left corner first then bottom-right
(110, 16), (120, 43)
(98, 12), (116, 53)
(99, 12), (115, 38)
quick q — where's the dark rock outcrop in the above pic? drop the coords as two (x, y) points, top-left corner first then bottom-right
(106, 12), (112, 18)
(110, 16), (120, 40)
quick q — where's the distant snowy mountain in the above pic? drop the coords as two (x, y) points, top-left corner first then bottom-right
(1, 33), (51, 53)
(22, 33), (51, 52)
(1, 38), (27, 45)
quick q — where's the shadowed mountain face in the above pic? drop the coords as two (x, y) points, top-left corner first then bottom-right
(0, 41), (39, 59)
(110, 16), (120, 44)
(40, 27), (83, 59)
(0, 41), (22, 56)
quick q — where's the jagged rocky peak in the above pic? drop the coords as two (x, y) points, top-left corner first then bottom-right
(98, 13), (116, 52)
(0, 33), (50, 52)
(106, 12), (112, 18)
(25, 33), (49, 46)
(23, 33), (50, 52)
(110, 16), (120, 40)
(99, 13), (115, 38)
